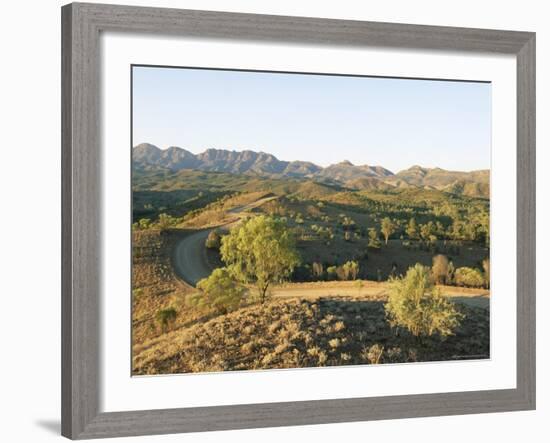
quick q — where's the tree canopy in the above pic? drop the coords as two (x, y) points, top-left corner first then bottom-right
(380, 217), (395, 245)
(195, 267), (247, 313)
(220, 215), (301, 303)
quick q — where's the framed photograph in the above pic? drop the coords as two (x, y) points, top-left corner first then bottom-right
(62, 2), (536, 439)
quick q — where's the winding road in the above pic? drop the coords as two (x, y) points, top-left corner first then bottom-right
(173, 196), (277, 286)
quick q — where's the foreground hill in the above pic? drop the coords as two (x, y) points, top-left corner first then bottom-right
(133, 143), (489, 198)
(133, 295), (489, 375)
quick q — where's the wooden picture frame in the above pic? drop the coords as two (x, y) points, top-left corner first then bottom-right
(62, 2), (535, 439)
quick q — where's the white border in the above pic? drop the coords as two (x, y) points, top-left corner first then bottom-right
(100, 33), (516, 413)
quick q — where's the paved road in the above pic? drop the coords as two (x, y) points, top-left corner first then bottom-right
(173, 196), (277, 285)
(172, 229), (213, 286)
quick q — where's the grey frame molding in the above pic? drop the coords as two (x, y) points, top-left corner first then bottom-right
(61, 2), (536, 439)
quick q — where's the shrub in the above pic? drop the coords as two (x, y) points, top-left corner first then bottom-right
(138, 218), (151, 230)
(156, 213), (178, 230)
(205, 230), (221, 250)
(406, 218), (418, 239)
(385, 264), (463, 337)
(367, 228), (381, 249)
(195, 267), (247, 313)
(155, 308), (177, 332)
(326, 266), (338, 280)
(420, 221), (436, 242)
(312, 262), (324, 279)
(432, 254), (449, 284)
(380, 217), (395, 245)
(363, 344), (384, 364)
(342, 260), (360, 280)
(335, 266), (347, 281)
(454, 267), (485, 288)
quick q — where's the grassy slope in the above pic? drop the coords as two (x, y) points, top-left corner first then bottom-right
(132, 229), (203, 345)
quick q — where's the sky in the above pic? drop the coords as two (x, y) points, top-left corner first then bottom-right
(132, 66), (491, 173)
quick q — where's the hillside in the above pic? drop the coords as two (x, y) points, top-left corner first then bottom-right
(133, 295), (489, 374)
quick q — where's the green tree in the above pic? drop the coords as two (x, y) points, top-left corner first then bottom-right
(220, 216), (300, 303)
(367, 227), (381, 249)
(385, 264), (463, 337)
(195, 268), (247, 313)
(380, 217), (395, 245)
(450, 220), (464, 241)
(406, 218), (418, 240)
(342, 260), (360, 280)
(420, 221), (437, 243)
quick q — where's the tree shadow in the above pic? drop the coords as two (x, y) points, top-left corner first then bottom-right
(451, 295), (490, 309)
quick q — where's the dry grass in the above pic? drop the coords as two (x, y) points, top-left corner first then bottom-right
(132, 229), (202, 345)
(181, 191), (273, 229)
(132, 295), (489, 375)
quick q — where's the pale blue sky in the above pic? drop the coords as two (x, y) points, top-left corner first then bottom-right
(132, 66), (491, 173)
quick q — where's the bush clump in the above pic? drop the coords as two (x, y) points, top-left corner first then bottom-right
(454, 266), (485, 288)
(385, 263), (463, 337)
(155, 308), (177, 332)
(194, 267), (247, 314)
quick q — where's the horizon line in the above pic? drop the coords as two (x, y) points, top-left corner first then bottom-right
(133, 142), (490, 174)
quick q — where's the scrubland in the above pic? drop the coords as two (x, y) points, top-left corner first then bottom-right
(131, 163), (490, 374)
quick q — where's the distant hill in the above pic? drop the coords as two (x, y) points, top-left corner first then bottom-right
(133, 143), (489, 198)
(133, 144), (199, 170)
(133, 144), (322, 178)
(316, 160), (393, 182)
(395, 165), (489, 187)
(391, 166), (489, 198)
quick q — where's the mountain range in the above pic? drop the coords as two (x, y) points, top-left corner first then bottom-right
(133, 143), (489, 198)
